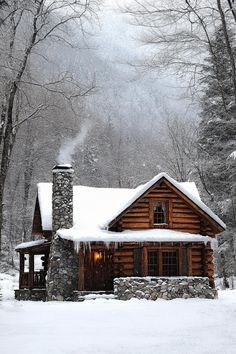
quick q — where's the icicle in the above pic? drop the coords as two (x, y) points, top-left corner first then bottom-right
(74, 241), (81, 253)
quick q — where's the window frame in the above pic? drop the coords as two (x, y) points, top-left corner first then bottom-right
(149, 200), (169, 228)
(147, 248), (179, 276)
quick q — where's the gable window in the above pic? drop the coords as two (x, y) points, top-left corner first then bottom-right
(153, 201), (167, 225)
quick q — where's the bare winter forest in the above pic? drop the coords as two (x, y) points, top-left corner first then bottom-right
(0, 0), (235, 285)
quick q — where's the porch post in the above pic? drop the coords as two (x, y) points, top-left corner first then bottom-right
(29, 253), (34, 289)
(142, 246), (148, 276)
(19, 253), (24, 289)
(78, 246), (85, 291)
(202, 244), (208, 277)
(188, 246), (193, 276)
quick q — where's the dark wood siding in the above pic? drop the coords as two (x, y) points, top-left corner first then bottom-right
(32, 199), (43, 235)
(117, 181), (208, 234)
(32, 198), (52, 239)
(109, 180), (217, 287)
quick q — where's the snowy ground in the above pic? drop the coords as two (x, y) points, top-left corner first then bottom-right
(1, 280), (236, 354)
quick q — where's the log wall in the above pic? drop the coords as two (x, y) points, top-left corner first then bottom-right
(112, 242), (215, 286)
(32, 199), (52, 239)
(115, 181), (215, 235)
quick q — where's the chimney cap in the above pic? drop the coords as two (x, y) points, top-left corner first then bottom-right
(53, 164), (73, 171)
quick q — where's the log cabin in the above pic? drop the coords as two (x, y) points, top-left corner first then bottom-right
(15, 165), (226, 301)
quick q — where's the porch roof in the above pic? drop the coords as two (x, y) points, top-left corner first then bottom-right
(15, 239), (51, 252)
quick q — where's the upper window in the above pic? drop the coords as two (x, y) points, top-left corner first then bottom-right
(153, 201), (167, 225)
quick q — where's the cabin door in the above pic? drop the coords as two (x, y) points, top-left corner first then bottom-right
(85, 249), (114, 291)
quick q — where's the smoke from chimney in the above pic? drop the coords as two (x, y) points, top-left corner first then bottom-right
(57, 121), (91, 164)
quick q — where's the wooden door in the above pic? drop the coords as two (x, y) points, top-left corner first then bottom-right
(85, 249), (114, 291)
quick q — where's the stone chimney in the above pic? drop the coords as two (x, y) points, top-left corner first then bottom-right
(52, 164), (74, 232)
(46, 164), (78, 301)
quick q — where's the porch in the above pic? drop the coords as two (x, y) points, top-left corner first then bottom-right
(15, 240), (50, 291)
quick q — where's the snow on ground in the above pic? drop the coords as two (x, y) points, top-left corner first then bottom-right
(1, 289), (236, 354)
(0, 272), (18, 300)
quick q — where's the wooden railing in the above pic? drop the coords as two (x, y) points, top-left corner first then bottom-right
(20, 272), (29, 288)
(20, 271), (46, 289)
(33, 271), (46, 288)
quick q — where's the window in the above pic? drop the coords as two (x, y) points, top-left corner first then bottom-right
(148, 251), (158, 276)
(147, 249), (179, 276)
(162, 251), (178, 276)
(153, 201), (167, 225)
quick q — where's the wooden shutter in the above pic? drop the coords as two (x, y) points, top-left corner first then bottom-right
(134, 248), (142, 276)
(181, 248), (188, 276)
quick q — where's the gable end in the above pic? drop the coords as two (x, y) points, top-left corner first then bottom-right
(108, 177), (225, 234)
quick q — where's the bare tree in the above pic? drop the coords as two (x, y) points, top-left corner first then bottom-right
(0, 0), (100, 251)
(123, 0), (236, 99)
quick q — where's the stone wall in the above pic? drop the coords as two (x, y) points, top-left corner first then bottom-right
(46, 236), (78, 301)
(114, 277), (217, 300)
(46, 165), (77, 301)
(52, 166), (73, 231)
(15, 289), (46, 301)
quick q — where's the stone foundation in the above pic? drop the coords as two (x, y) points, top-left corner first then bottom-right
(114, 277), (217, 300)
(72, 290), (114, 302)
(15, 289), (46, 301)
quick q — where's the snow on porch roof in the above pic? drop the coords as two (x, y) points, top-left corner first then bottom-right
(37, 172), (225, 233)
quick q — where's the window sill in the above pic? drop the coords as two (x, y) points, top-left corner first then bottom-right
(152, 223), (169, 228)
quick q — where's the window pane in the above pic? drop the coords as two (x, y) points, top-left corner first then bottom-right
(162, 251), (178, 276)
(153, 202), (166, 224)
(34, 255), (45, 271)
(148, 251), (158, 276)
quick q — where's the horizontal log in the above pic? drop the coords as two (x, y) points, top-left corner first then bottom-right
(147, 193), (176, 198)
(192, 256), (202, 262)
(172, 223), (200, 229)
(134, 201), (149, 206)
(192, 270), (203, 276)
(192, 265), (203, 271)
(173, 218), (200, 224)
(122, 213), (149, 218)
(173, 199), (192, 205)
(173, 208), (195, 214)
(128, 208), (149, 213)
(173, 213), (199, 219)
(122, 217), (149, 223)
(114, 251), (133, 257)
(122, 223), (150, 228)
(113, 257), (133, 263)
(152, 188), (171, 193)
(171, 229), (200, 233)
(123, 264), (134, 270)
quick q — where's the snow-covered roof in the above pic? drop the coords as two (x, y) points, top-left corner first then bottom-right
(15, 239), (48, 250)
(37, 184), (134, 231)
(37, 172), (225, 235)
(105, 173), (225, 230)
(58, 228), (215, 248)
